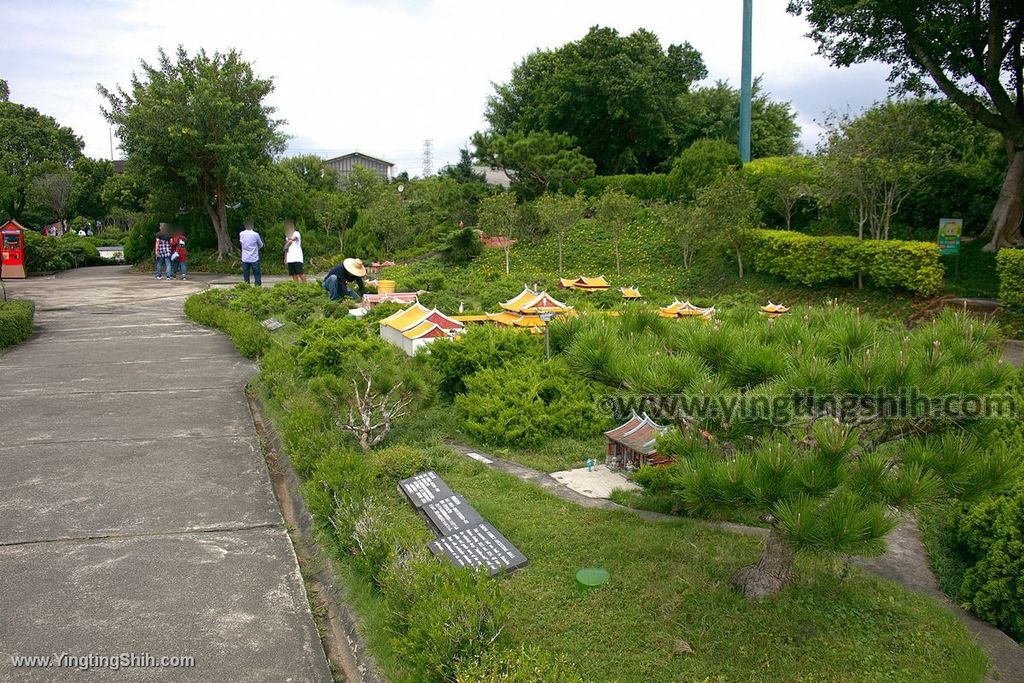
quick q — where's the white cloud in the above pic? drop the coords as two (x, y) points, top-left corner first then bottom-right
(0, 0), (893, 175)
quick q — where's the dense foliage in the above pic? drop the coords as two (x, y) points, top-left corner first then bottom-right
(0, 299), (34, 349)
(427, 325), (543, 399)
(996, 248), (1024, 334)
(23, 230), (102, 272)
(747, 229), (945, 295)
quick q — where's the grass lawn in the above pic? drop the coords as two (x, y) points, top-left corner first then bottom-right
(448, 462), (988, 682)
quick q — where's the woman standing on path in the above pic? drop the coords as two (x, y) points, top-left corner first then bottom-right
(283, 220), (306, 283)
(169, 228), (188, 281)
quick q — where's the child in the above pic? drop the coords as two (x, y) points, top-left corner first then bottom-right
(169, 229), (188, 281)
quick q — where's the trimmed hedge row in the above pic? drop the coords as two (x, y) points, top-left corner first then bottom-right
(0, 300), (34, 350)
(183, 291), (272, 359)
(746, 229), (945, 296)
(580, 173), (672, 201)
(996, 248), (1024, 335)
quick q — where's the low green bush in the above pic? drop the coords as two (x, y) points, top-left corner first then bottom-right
(23, 231), (102, 273)
(581, 173), (672, 202)
(953, 483), (1024, 641)
(746, 229), (944, 296)
(183, 291), (272, 359)
(454, 645), (585, 683)
(0, 300), (34, 349)
(996, 248), (1024, 335)
(380, 552), (508, 681)
(428, 325), (544, 399)
(456, 360), (607, 448)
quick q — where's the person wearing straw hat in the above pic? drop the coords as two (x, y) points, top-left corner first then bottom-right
(322, 257), (367, 301)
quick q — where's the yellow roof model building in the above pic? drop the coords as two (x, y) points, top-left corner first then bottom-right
(379, 303), (465, 355)
(500, 287), (571, 314)
(760, 301), (791, 318)
(574, 275), (610, 291)
(620, 286), (642, 299)
(659, 300), (715, 319)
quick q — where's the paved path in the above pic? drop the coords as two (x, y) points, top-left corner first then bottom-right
(0, 267), (330, 682)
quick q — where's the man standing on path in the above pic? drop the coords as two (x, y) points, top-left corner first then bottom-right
(239, 219), (264, 287)
(154, 223), (173, 281)
(283, 220), (306, 283)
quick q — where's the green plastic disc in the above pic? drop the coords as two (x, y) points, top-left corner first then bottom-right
(575, 567), (610, 589)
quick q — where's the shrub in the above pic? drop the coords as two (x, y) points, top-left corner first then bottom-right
(23, 231), (102, 272)
(580, 173), (672, 202)
(0, 300), (34, 349)
(370, 444), (432, 483)
(428, 325), (544, 399)
(954, 483), (1024, 641)
(996, 248), (1024, 335)
(291, 317), (381, 376)
(454, 645), (585, 683)
(667, 138), (741, 200)
(380, 552), (508, 681)
(456, 360), (606, 448)
(746, 229), (944, 296)
(183, 291), (272, 359)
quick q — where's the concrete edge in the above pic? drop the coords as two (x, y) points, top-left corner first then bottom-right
(246, 391), (384, 683)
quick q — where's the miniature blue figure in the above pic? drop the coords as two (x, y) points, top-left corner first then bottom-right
(586, 458), (595, 472)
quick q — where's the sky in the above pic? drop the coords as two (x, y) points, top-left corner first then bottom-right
(0, 0), (894, 176)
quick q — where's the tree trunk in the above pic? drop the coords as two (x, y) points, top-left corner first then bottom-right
(731, 530), (795, 600)
(736, 248), (744, 279)
(338, 227), (344, 253)
(209, 186), (234, 260)
(983, 145), (1024, 251)
(504, 245), (510, 274)
(615, 240), (621, 275)
(558, 233), (564, 275)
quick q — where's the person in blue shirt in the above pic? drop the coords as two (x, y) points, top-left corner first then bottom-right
(238, 219), (264, 286)
(322, 258), (366, 301)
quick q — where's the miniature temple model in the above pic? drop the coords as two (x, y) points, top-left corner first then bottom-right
(760, 301), (790, 318)
(659, 300), (715, 319)
(620, 286), (642, 300)
(378, 303), (464, 355)
(558, 275), (610, 292)
(604, 412), (673, 471)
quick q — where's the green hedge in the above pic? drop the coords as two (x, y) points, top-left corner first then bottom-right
(0, 300), (34, 349)
(23, 231), (102, 273)
(580, 173), (672, 202)
(996, 249), (1024, 335)
(183, 290), (272, 359)
(746, 229), (945, 296)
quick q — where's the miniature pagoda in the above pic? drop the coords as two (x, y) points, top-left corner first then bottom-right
(453, 287), (573, 333)
(361, 291), (420, 308)
(760, 301), (790, 318)
(558, 275), (610, 292)
(604, 412), (673, 471)
(620, 286), (642, 300)
(659, 300), (716, 320)
(378, 303), (464, 355)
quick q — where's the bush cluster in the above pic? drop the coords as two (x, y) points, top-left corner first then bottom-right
(953, 482), (1024, 641)
(454, 645), (586, 682)
(0, 300), (34, 349)
(183, 290), (272, 359)
(23, 231), (103, 273)
(746, 229), (945, 296)
(580, 173), (672, 202)
(996, 248), (1024, 335)
(428, 325), (544, 399)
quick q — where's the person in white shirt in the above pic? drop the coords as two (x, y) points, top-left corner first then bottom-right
(283, 220), (306, 283)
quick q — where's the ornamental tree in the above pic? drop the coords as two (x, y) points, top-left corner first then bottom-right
(477, 192), (520, 274)
(788, 0), (1024, 250)
(100, 46), (286, 258)
(472, 131), (596, 200)
(594, 188), (640, 275)
(534, 192), (585, 274)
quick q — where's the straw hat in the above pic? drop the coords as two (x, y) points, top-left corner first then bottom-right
(343, 257), (366, 277)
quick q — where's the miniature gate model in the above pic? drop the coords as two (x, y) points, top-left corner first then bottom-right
(604, 412), (672, 471)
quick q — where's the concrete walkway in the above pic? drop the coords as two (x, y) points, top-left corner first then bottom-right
(0, 267), (330, 682)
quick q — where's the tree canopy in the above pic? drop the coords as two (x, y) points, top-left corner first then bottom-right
(473, 131), (595, 200)
(788, 0), (1024, 249)
(100, 46), (286, 257)
(484, 26), (706, 174)
(0, 100), (83, 221)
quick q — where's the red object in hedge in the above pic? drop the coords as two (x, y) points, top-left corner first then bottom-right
(1, 220), (27, 279)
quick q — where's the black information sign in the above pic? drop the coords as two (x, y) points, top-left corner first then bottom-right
(428, 522), (528, 576)
(398, 471), (453, 508)
(423, 494), (484, 536)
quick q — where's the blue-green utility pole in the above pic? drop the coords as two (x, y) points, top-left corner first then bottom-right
(739, 0), (753, 164)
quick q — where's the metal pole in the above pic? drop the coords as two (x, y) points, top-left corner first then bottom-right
(544, 320), (551, 361)
(739, 0), (753, 164)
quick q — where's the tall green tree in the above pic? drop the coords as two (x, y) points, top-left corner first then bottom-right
(100, 46), (286, 257)
(70, 157), (114, 220)
(0, 79), (9, 102)
(743, 156), (817, 230)
(280, 155), (339, 193)
(690, 171), (760, 277)
(788, 0), (1024, 249)
(0, 101), (82, 220)
(672, 79), (800, 161)
(27, 169), (74, 225)
(594, 188), (640, 275)
(667, 138), (741, 201)
(485, 26), (706, 174)
(473, 131), (595, 200)
(477, 193), (520, 274)
(534, 192), (585, 274)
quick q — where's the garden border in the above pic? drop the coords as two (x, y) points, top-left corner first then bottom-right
(247, 391), (384, 683)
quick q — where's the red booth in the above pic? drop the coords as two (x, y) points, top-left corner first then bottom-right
(1, 220), (27, 279)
